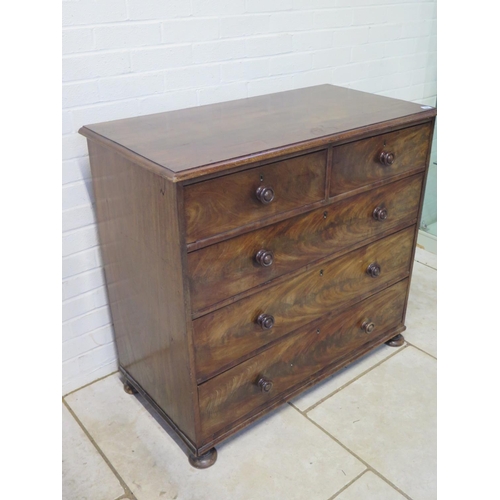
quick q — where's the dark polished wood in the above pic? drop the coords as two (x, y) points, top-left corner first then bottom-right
(184, 150), (327, 243)
(329, 123), (432, 197)
(198, 280), (408, 443)
(189, 448), (217, 469)
(188, 174), (423, 313)
(385, 333), (405, 347)
(193, 226), (414, 382)
(79, 84), (436, 467)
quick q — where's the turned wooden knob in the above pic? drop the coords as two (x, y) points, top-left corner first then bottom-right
(255, 249), (274, 267)
(362, 321), (376, 334)
(256, 186), (275, 204)
(257, 313), (275, 330)
(373, 207), (388, 221)
(258, 376), (273, 393)
(366, 262), (381, 278)
(379, 151), (395, 166)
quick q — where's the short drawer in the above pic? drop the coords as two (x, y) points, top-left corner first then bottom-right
(188, 174), (423, 313)
(184, 150), (327, 244)
(329, 122), (432, 197)
(193, 225), (414, 382)
(198, 279), (408, 443)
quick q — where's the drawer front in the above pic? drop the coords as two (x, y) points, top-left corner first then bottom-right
(198, 279), (408, 442)
(184, 150), (327, 244)
(329, 123), (432, 197)
(193, 225), (414, 382)
(189, 174), (423, 313)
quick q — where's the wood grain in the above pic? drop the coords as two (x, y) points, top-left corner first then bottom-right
(198, 279), (409, 443)
(193, 225), (415, 382)
(184, 150), (327, 243)
(188, 174), (423, 313)
(87, 141), (199, 442)
(330, 122), (432, 196)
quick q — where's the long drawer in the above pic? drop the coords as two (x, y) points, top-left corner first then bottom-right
(193, 225), (415, 382)
(184, 150), (327, 244)
(198, 279), (409, 443)
(330, 123), (432, 197)
(188, 174), (423, 313)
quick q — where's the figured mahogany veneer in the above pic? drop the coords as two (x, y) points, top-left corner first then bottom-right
(79, 84), (436, 467)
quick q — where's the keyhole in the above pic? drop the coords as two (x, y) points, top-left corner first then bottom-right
(320, 269), (324, 277)
(260, 174), (264, 182)
(323, 211), (327, 219)
(316, 329), (320, 334)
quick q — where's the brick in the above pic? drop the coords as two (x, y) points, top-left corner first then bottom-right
(245, 0), (293, 12)
(94, 23), (161, 50)
(193, 0), (245, 15)
(63, 247), (102, 279)
(62, 361), (116, 396)
(162, 18), (220, 43)
(78, 343), (117, 373)
(62, 158), (91, 185)
(62, 287), (108, 323)
(293, 68), (332, 88)
(269, 11), (314, 31)
(313, 9), (353, 29)
(332, 27), (370, 47)
(63, 224), (99, 257)
(63, 324), (114, 359)
(351, 42), (386, 63)
(353, 6), (389, 25)
(62, 133), (88, 161)
(367, 58), (399, 78)
(62, 111), (74, 135)
(270, 53), (312, 76)
(63, 306), (111, 343)
(62, 81), (100, 108)
(98, 72), (164, 101)
(384, 38), (417, 58)
(131, 45), (192, 71)
(72, 100), (140, 131)
(312, 47), (351, 69)
(401, 20), (433, 39)
(292, 31), (333, 51)
(389, 4), (421, 23)
(221, 59), (270, 82)
(198, 83), (248, 105)
(62, 205), (96, 233)
(292, 0), (334, 8)
(332, 62), (371, 84)
(128, 0), (192, 20)
(246, 34), (292, 57)
(220, 14), (270, 38)
(62, 180), (94, 211)
(62, 0), (127, 26)
(139, 90), (198, 115)
(193, 39), (246, 64)
(62, 28), (93, 54)
(247, 76), (295, 97)
(62, 51), (130, 82)
(62, 268), (106, 301)
(368, 24), (403, 43)
(165, 65), (220, 91)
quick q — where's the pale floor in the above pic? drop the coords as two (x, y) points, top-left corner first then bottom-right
(62, 247), (437, 500)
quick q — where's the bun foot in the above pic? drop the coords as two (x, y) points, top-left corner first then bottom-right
(189, 448), (217, 469)
(385, 333), (405, 347)
(123, 381), (138, 395)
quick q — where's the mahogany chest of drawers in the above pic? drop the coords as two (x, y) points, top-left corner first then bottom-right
(79, 84), (436, 468)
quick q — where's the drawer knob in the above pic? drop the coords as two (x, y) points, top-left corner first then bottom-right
(379, 151), (395, 166)
(256, 186), (275, 204)
(255, 249), (274, 267)
(366, 262), (381, 278)
(373, 207), (388, 221)
(257, 313), (275, 330)
(362, 321), (376, 334)
(258, 376), (273, 393)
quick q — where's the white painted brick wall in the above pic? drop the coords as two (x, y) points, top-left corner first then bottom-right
(62, 0), (437, 395)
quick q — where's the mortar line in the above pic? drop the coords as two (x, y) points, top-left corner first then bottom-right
(62, 399), (138, 500)
(326, 469), (369, 500)
(63, 369), (119, 398)
(405, 341), (437, 360)
(290, 404), (414, 500)
(293, 344), (409, 414)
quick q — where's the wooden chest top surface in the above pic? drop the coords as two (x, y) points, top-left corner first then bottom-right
(79, 84), (435, 179)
